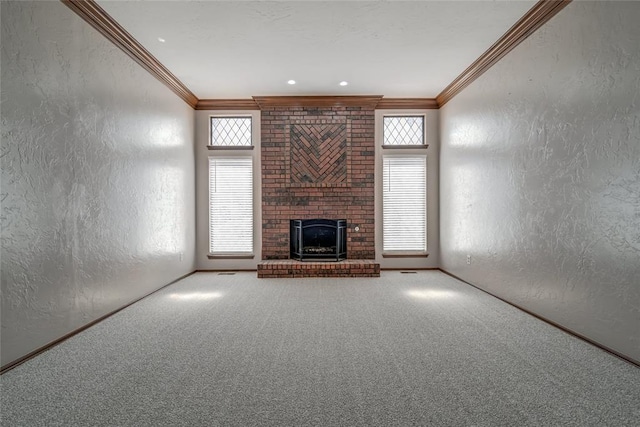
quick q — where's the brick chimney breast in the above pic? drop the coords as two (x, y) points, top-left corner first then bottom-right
(261, 106), (375, 260)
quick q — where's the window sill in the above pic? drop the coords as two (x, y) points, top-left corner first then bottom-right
(382, 144), (429, 149)
(207, 145), (254, 150)
(208, 253), (255, 259)
(382, 252), (429, 258)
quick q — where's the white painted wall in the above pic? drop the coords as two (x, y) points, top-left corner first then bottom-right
(0, 1), (196, 367)
(375, 110), (440, 269)
(195, 110), (262, 270)
(440, 1), (640, 362)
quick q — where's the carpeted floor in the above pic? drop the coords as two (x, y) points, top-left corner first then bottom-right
(1, 271), (639, 426)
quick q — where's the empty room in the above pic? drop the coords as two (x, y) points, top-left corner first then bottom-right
(1, 0), (639, 425)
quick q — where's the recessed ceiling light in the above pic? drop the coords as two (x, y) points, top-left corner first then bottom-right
(287, 80), (296, 85)
(339, 81), (349, 86)
(158, 37), (166, 43)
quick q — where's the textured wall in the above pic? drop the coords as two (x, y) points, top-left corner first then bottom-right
(261, 107), (375, 260)
(1, 1), (196, 367)
(440, 1), (640, 361)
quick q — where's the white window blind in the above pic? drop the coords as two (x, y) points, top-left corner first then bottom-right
(209, 157), (253, 253)
(383, 156), (427, 252)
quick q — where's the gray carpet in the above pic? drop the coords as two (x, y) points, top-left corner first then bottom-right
(1, 271), (639, 426)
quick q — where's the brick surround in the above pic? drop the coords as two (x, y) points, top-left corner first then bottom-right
(261, 106), (375, 260)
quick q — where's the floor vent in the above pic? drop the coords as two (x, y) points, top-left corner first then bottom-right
(400, 271), (417, 274)
(218, 272), (236, 275)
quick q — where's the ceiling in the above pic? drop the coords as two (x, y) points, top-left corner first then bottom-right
(97, 1), (536, 100)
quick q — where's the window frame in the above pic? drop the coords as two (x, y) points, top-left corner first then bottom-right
(208, 116), (254, 150)
(207, 114), (258, 259)
(382, 115), (427, 149)
(381, 153), (428, 256)
(208, 155), (254, 257)
(378, 113), (429, 258)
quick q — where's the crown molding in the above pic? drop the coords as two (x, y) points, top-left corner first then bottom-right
(436, 0), (572, 107)
(196, 99), (259, 110)
(253, 96), (384, 109)
(61, 0), (198, 108)
(198, 97), (436, 110)
(376, 98), (439, 110)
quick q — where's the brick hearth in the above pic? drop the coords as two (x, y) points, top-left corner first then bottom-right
(257, 260), (380, 278)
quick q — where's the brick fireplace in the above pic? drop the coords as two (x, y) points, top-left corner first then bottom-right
(261, 106), (376, 262)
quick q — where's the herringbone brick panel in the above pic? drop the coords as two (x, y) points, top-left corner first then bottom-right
(290, 124), (347, 184)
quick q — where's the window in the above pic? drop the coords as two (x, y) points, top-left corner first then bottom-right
(208, 115), (255, 256)
(382, 156), (427, 252)
(210, 117), (252, 146)
(209, 157), (253, 254)
(380, 114), (428, 254)
(383, 116), (424, 146)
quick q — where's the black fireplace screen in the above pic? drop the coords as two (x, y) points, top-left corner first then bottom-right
(290, 219), (347, 261)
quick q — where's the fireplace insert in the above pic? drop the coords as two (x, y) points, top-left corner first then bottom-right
(290, 219), (347, 261)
